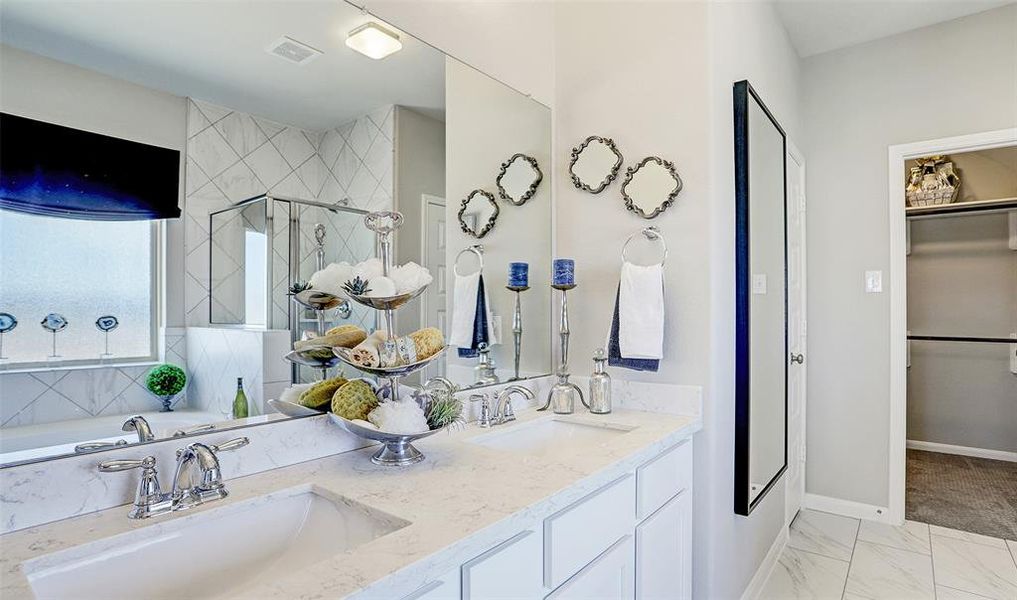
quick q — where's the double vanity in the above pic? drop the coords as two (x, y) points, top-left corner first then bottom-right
(0, 403), (699, 600)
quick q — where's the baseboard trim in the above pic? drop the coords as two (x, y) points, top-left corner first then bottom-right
(739, 526), (789, 600)
(804, 493), (893, 524)
(907, 440), (1017, 463)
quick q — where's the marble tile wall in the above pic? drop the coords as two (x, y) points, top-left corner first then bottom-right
(0, 328), (187, 429)
(184, 327), (290, 416)
(184, 98), (394, 327)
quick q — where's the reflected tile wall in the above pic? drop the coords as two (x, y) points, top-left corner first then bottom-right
(0, 328), (187, 429)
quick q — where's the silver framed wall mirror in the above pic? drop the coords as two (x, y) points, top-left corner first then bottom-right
(733, 79), (788, 516)
(569, 135), (624, 194)
(458, 189), (500, 238)
(496, 153), (543, 206)
(619, 156), (683, 219)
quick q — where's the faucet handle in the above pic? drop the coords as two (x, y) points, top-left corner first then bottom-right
(99, 455), (157, 472)
(470, 393), (493, 428)
(210, 437), (250, 453)
(172, 423), (216, 437)
(75, 439), (129, 453)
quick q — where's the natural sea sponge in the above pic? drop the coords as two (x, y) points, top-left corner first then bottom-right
(298, 376), (348, 410)
(331, 379), (379, 421)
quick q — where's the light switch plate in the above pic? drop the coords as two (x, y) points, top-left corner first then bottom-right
(865, 270), (883, 293)
(752, 274), (767, 295)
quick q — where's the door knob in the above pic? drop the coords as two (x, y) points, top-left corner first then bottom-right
(790, 353), (804, 365)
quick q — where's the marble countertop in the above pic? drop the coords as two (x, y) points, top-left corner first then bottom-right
(0, 408), (700, 599)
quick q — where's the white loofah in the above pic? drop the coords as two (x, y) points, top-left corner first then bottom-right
(390, 261), (433, 294)
(278, 383), (313, 405)
(367, 400), (430, 434)
(309, 262), (354, 297)
(354, 258), (386, 281)
(364, 276), (397, 297)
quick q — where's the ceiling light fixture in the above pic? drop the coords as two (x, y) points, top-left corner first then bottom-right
(345, 22), (402, 60)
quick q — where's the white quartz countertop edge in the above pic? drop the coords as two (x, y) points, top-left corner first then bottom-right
(0, 409), (701, 600)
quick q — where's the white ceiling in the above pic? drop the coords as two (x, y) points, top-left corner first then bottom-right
(775, 0), (1014, 57)
(0, 0), (446, 130)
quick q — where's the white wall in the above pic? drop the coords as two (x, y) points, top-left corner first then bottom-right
(445, 58), (553, 381)
(707, 2), (802, 598)
(802, 4), (1017, 508)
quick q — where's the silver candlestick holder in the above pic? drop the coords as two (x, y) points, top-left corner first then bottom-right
(506, 285), (529, 380)
(538, 284), (588, 414)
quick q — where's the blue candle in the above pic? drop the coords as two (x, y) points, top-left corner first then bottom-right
(509, 262), (529, 287)
(552, 258), (575, 287)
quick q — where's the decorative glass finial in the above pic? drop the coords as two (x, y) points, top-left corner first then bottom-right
(41, 313), (68, 359)
(0, 312), (17, 361)
(95, 315), (119, 358)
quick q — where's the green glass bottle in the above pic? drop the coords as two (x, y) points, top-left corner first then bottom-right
(232, 377), (249, 419)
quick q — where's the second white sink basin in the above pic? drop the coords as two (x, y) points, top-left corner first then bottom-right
(469, 417), (635, 455)
(23, 485), (408, 600)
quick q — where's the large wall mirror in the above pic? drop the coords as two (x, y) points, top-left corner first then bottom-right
(734, 80), (787, 516)
(0, 0), (552, 467)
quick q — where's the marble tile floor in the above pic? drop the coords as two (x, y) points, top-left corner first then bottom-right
(760, 509), (1017, 600)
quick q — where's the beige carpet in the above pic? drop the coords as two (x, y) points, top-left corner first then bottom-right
(906, 449), (1017, 540)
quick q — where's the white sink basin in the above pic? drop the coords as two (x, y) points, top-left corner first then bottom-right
(23, 485), (408, 600)
(469, 417), (635, 455)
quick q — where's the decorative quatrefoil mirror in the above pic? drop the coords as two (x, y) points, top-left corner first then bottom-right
(458, 189), (500, 238)
(496, 153), (543, 206)
(620, 156), (683, 219)
(569, 136), (624, 194)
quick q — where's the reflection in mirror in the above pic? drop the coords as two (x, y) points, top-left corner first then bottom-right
(734, 80), (787, 516)
(496, 153), (543, 206)
(569, 135), (624, 193)
(620, 157), (683, 220)
(457, 190), (499, 238)
(0, 0), (553, 467)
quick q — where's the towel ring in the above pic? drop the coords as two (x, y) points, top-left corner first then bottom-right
(454, 244), (485, 276)
(622, 226), (668, 266)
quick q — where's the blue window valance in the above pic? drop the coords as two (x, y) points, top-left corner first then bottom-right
(0, 113), (181, 221)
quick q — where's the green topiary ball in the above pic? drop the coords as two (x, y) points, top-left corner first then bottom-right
(146, 364), (187, 396)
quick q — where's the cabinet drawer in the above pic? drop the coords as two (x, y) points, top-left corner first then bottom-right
(546, 535), (635, 600)
(544, 475), (635, 589)
(636, 439), (692, 520)
(462, 529), (543, 600)
(400, 566), (461, 600)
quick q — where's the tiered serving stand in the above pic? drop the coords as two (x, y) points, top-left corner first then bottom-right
(321, 211), (447, 466)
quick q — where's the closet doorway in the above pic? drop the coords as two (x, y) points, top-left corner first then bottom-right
(888, 128), (1017, 539)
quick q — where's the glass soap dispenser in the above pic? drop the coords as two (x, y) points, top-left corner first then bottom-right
(588, 348), (612, 414)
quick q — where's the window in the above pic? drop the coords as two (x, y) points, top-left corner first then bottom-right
(0, 209), (157, 367)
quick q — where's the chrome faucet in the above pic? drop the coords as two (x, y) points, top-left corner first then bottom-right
(98, 436), (249, 519)
(74, 415), (156, 453)
(470, 393), (494, 428)
(494, 385), (534, 425)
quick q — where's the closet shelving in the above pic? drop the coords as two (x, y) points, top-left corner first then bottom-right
(905, 196), (1017, 219)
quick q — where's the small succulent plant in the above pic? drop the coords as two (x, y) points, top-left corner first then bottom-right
(342, 276), (372, 297)
(288, 280), (311, 295)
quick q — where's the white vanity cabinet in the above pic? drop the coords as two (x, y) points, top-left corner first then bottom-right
(401, 437), (693, 600)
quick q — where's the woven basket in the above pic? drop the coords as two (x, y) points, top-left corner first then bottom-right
(906, 156), (961, 207)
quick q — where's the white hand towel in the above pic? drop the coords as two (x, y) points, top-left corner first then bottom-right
(618, 262), (664, 359)
(449, 271), (481, 348)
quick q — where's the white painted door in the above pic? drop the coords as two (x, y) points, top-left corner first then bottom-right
(635, 491), (691, 600)
(548, 535), (635, 600)
(785, 141), (808, 526)
(422, 195), (446, 379)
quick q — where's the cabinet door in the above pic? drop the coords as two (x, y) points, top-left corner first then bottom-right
(547, 535), (634, 600)
(463, 529), (544, 600)
(635, 491), (691, 600)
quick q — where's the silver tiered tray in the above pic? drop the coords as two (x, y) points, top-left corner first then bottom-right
(328, 413), (442, 465)
(345, 285), (428, 311)
(332, 345), (447, 378)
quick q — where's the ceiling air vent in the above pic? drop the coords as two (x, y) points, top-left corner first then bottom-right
(266, 36), (323, 65)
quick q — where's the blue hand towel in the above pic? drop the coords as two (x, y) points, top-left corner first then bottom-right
(458, 274), (490, 358)
(608, 286), (659, 372)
